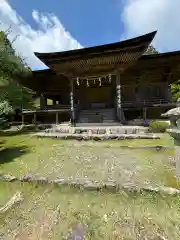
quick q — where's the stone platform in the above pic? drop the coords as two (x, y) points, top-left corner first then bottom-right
(47, 125), (148, 134)
(35, 125), (159, 140)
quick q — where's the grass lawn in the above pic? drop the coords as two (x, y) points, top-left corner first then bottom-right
(0, 132), (180, 239)
(0, 133), (177, 188)
(0, 182), (180, 239)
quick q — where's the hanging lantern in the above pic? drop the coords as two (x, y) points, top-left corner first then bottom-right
(76, 77), (80, 86)
(108, 74), (111, 83)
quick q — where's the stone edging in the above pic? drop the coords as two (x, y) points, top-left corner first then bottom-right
(56, 144), (172, 151)
(0, 174), (180, 196)
(36, 133), (160, 140)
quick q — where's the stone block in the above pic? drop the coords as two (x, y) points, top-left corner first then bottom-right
(88, 130), (92, 135)
(20, 173), (34, 182)
(106, 128), (111, 135)
(70, 128), (75, 134)
(91, 129), (98, 134)
(146, 186), (180, 195)
(118, 128), (125, 134)
(75, 129), (81, 134)
(104, 182), (116, 191)
(36, 177), (48, 184)
(2, 174), (17, 182)
(54, 179), (68, 186)
(98, 129), (106, 134)
(132, 128), (137, 134)
(110, 129), (118, 134)
(126, 128), (133, 134)
(82, 136), (90, 141)
(83, 183), (102, 191)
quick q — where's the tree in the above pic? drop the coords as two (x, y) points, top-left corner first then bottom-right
(171, 80), (180, 103)
(0, 101), (13, 129)
(145, 45), (159, 55)
(0, 31), (35, 110)
(0, 31), (30, 78)
(0, 30), (36, 129)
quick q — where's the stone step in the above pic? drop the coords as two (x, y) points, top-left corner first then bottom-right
(76, 123), (120, 126)
(78, 108), (116, 124)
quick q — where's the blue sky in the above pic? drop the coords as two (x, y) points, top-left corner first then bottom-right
(8, 0), (125, 47)
(1, 0), (180, 70)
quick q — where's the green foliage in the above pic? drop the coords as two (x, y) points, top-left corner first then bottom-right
(171, 80), (180, 103)
(0, 100), (13, 129)
(148, 121), (169, 133)
(0, 30), (35, 110)
(0, 31), (31, 78)
(145, 45), (159, 55)
(0, 100), (13, 115)
(0, 117), (9, 130)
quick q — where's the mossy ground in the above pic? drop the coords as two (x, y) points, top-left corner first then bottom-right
(0, 132), (179, 239)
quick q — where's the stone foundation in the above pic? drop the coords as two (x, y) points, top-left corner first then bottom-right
(35, 125), (159, 140)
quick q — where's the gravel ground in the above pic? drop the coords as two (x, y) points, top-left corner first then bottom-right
(0, 134), (176, 189)
(31, 143), (175, 188)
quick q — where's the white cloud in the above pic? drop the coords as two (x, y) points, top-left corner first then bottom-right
(0, 0), (83, 69)
(121, 0), (180, 52)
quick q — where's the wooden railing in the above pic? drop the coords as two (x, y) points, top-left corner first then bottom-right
(22, 100), (173, 114)
(122, 99), (171, 107)
(43, 104), (71, 109)
(22, 105), (71, 114)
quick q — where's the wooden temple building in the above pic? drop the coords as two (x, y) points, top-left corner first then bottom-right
(20, 31), (180, 126)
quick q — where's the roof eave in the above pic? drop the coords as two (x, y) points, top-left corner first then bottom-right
(34, 31), (157, 62)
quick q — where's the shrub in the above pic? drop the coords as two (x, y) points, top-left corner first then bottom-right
(148, 121), (169, 133)
(0, 101), (12, 130)
(0, 116), (10, 130)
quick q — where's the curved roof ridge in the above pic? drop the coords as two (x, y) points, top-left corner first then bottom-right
(34, 31), (157, 59)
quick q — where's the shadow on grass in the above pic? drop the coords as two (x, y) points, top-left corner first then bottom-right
(0, 128), (37, 137)
(0, 140), (5, 145)
(0, 145), (29, 164)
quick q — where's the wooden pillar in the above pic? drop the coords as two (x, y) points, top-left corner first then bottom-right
(44, 97), (47, 107)
(70, 78), (75, 125)
(143, 108), (147, 120)
(33, 112), (37, 125)
(56, 112), (59, 125)
(167, 84), (172, 103)
(22, 113), (24, 126)
(116, 72), (122, 122)
(40, 95), (46, 109)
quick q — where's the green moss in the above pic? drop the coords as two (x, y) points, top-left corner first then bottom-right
(0, 133), (177, 188)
